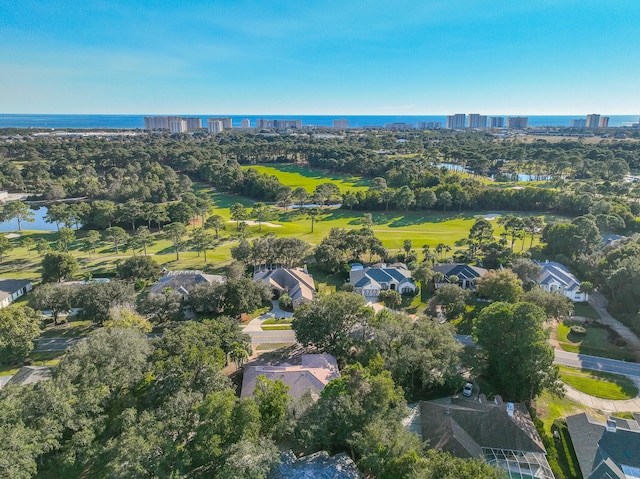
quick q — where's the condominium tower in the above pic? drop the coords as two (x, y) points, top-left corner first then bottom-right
(586, 114), (601, 129)
(468, 114), (487, 129)
(506, 117), (528, 129)
(488, 117), (505, 128)
(207, 118), (224, 134)
(446, 114), (466, 129)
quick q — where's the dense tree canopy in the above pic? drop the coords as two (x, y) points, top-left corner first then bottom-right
(474, 302), (562, 403)
(0, 305), (41, 364)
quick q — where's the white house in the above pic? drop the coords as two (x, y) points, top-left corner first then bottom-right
(0, 279), (33, 309)
(534, 260), (587, 302)
(349, 263), (417, 300)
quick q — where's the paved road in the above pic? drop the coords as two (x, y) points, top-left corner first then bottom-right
(247, 329), (296, 344)
(456, 334), (640, 380)
(35, 328), (296, 351)
(554, 349), (640, 379)
(35, 337), (84, 351)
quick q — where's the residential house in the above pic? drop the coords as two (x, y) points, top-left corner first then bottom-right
(253, 266), (316, 309)
(432, 263), (488, 291)
(150, 270), (226, 297)
(0, 279), (32, 309)
(418, 395), (554, 479)
(269, 450), (363, 479)
(566, 412), (640, 479)
(349, 263), (417, 300)
(241, 353), (340, 401)
(533, 260), (587, 302)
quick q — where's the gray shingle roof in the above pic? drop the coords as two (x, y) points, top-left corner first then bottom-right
(433, 264), (488, 281)
(253, 268), (316, 304)
(566, 412), (640, 479)
(150, 271), (226, 295)
(0, 279), (31, 303)
(534, 261), (581, 292)
(420, 397), (546, 457)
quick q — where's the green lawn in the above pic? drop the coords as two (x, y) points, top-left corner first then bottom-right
(242, 163), (370, 193)
(262, 318), (293, 325)
(534, 390), (586, 479)
(559, 366), (638, 400)
(557, 321), (636, 361)
(262, 325), (293, 331)
(1, 184), (559, 292)
(573, 302), (600, 320)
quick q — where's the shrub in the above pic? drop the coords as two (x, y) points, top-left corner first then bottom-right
(278, 294), (293, 311)
(570, 325), (586, 335)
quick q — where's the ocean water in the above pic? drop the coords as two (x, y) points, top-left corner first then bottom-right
(0, 114), (639, 129)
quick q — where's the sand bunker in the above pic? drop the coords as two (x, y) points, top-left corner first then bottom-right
(227, 220), (282, 228)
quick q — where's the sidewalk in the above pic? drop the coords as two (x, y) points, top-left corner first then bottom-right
(562, 382), (640, 413)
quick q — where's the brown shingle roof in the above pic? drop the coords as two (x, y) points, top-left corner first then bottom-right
(241, 354), (339, 400)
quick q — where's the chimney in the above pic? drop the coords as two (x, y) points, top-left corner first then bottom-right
(606, 418), (617, 433)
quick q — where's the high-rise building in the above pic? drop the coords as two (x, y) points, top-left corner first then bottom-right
(488, 117), (505, 128)
(256, 119), (302, 129)
(256, 119), (275, 129)
(241, 118), (251, 128)
(416, 121), (442, 129)
(144, 116), (169, 130)
(145, 116), (202, 131)
(599, 117), (609, 128)
(506, 117), (528, 129)
(586, 114), (601, 129)
(333, 119), (349, 129)
(207, 118), (224, 134)
(169, 120), (187, 134)
(208, 117), (232, 129)
(384, 122), (414, 131)
(446, 114), (466, 129)
(468, 114), (487, 129)
(570, 119), (587, 128)
(274, 119), (302, 129)
(185, 118), (202, 130)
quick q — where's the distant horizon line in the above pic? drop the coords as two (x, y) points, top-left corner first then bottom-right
(2, 112), (640, 117)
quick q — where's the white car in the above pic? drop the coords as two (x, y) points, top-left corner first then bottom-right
(462, 382), (473, 397)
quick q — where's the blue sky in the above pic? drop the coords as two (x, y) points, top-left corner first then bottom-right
(1, 0), (639, 115)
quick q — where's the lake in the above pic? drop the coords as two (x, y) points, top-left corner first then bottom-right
(435, 162), (553, 182)
(0, 206), (57, 232)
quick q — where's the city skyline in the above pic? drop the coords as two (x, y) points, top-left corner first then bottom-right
(1, 1), (639, 115)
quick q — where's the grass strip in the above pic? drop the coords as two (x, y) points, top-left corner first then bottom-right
(559, 366), (638, 400)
